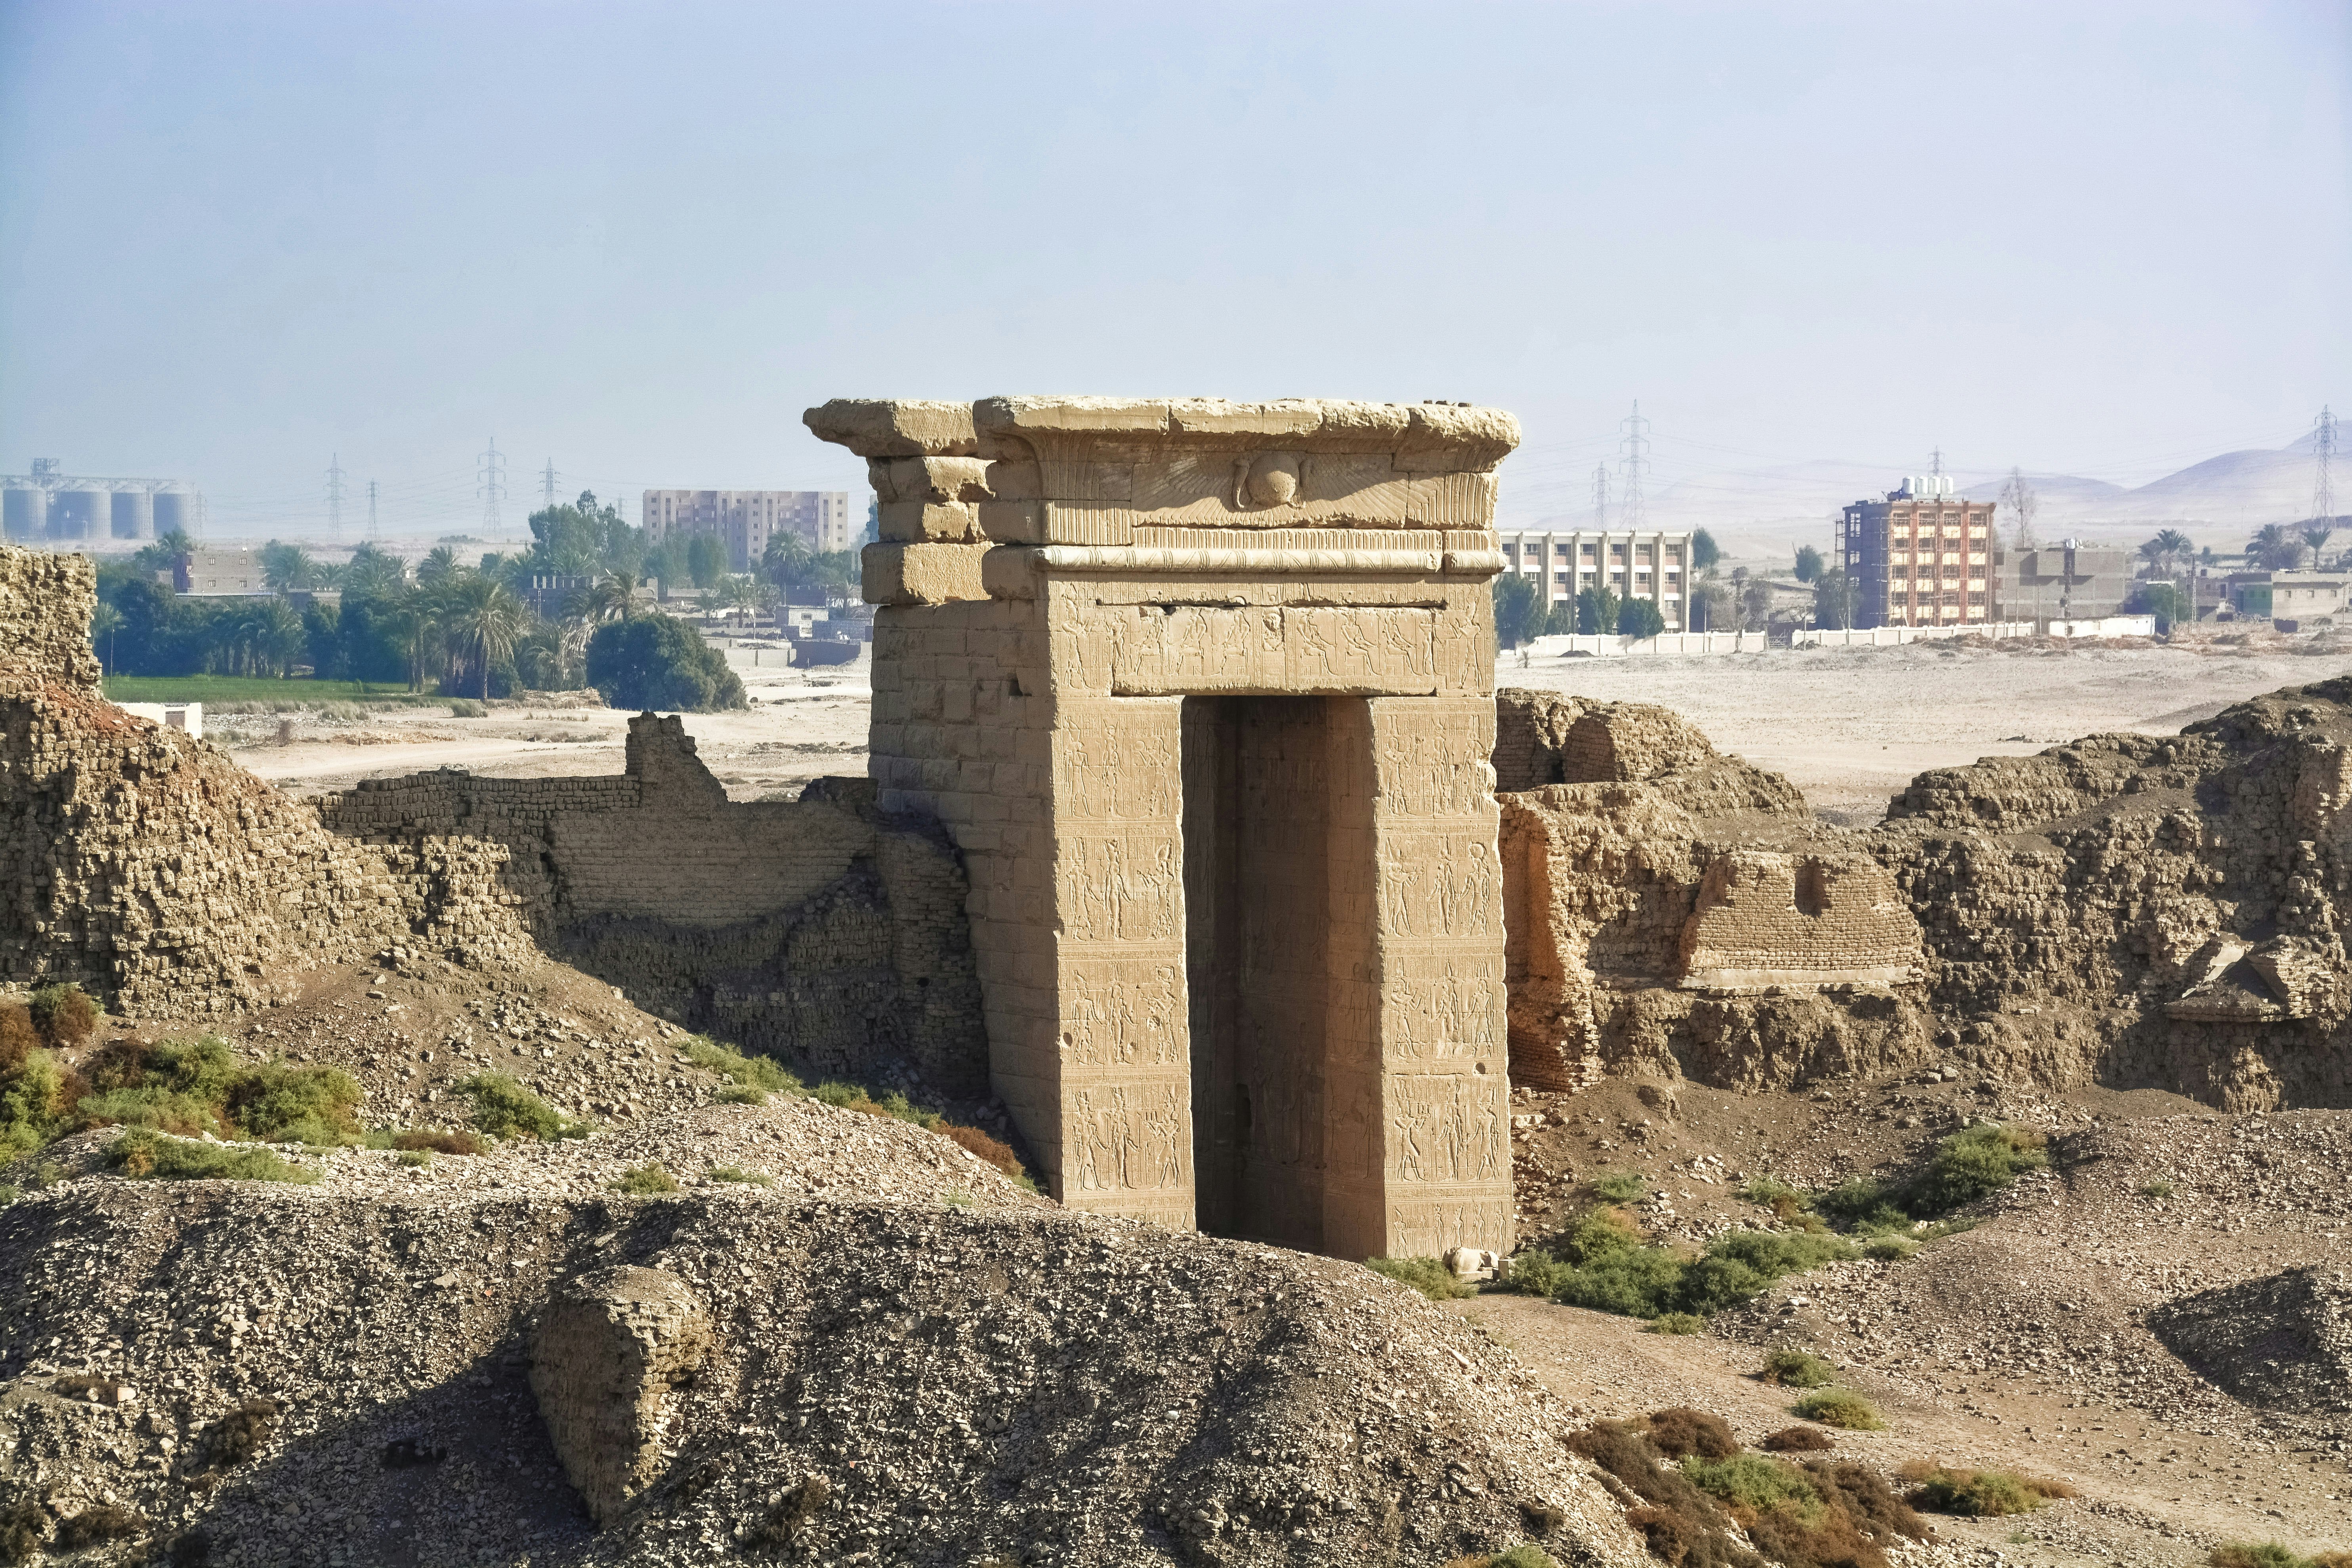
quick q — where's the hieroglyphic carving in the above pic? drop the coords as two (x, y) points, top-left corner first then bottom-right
(816, 397), (1518, 1250)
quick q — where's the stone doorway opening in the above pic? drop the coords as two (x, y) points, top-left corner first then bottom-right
(1182, 695), (1352, 1249)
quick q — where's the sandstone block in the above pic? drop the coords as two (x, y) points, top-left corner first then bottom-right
(530, 1265), (714, 1527)
(862, 543), (990, 606)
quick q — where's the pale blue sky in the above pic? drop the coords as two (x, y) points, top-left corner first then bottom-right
(1, 1), (2345, 539)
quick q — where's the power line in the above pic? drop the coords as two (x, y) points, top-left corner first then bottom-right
(1590, 464), (1609, 529)
(325, 453), (346, 537)
(367, 479), (378, 539)
(1618, 400), (1649, 529)
(2316, 406), (2338, 522)
(542, 458), (561, 509)
(477, 437), (507, 533)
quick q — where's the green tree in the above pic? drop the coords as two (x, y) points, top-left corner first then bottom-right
(685, 533), (726, 592)
(2249, 523), (2301, 571)
(1617, 596), (1666, 639)
(1541, 600), (1579, 637)
(1492, 572), (1544, 649)
(1690, 528), (1720, 572)
(343, 542), (409, 596)
(1813, 569), (1855, 629)
(1793, 544), (1824, 584)
(646, 539), (691, 598)
(563, 569), (638, 625)
(2131, 580), (2188, 627)
(259, 541), (318, 596)
(416, 546), (461, 587)
(584, 614), (748, 712)
(1576, 584), (1621, 636)
(2302, 523), (2334, 569)
(131, 529), (194, 575)
(446, 575), (527, 701)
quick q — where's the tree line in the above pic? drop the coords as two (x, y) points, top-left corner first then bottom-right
(87, 493), (861, 710)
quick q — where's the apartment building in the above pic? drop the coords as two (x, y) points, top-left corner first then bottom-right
(641, 490), (855, 571)
(1497, 527), (1693, 630)
(1837, 476), (2000, 628)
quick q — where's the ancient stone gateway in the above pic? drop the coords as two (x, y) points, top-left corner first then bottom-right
(809, 396), (1518, 1260)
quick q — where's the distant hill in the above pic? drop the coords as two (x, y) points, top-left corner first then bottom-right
(1513, 428), (2335, 562)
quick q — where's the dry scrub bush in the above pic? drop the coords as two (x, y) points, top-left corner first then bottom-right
(1761, 1426), (1835, 1452)
(28, 984), (99, 1048)
(1792, 1390), (1884, 1430)
(459, 1074), (588, 1142)
(2206, 1547), (2352, 1568)
(388, 1129), (488, 1155)
(1759, 1348), (1836, 1388)
(53, 1505), (145, 1551)
(0, 1497), (46, 1566)
(109, 1130), (317, 1185)
(1363, 1257), (1478, 1301)
(197, 1400), (281, 1472)
(612, 1163), (679, 1195)
(1643, 1407), (1739, 1459)
(1900, 1461), (2077, 1517)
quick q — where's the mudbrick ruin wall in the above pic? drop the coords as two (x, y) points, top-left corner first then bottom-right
(1, 546), (985, 1094)
(1500, 684), (2352, 1111)
(317, 724), (987, 1094)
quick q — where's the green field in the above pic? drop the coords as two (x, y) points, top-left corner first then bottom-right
(101, 676), (441, 706)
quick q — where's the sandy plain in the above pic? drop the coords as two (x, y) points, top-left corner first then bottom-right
(234, 632), (2352, 826)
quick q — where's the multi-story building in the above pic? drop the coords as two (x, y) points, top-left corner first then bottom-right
(1497, 526), (1692, 630)
(2004, 542), (2133, 624)
(640, 489), (855, 571)
(1836, 476), (2000, 628)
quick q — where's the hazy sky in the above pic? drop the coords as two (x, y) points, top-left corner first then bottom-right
(2, 1), (2345, 538)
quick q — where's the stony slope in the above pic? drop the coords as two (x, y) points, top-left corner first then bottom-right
(0, 1145), (1646, 1568)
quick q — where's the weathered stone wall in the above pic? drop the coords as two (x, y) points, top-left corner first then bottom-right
(2, 547), (434, 1012)
(320, 719), (988, 1095)
(1497, 690), (1932, 1094)
(1498, 681), (2352, 1110)
(3, 546), (987, 1094)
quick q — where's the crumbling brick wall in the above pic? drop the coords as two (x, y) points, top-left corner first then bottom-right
(319, 719), (987, 1094)
(1497, 681), (2352, 1110)
(3, 547), (987, 1096)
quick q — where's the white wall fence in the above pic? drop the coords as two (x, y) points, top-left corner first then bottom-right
(1519, 617), (2152, 660)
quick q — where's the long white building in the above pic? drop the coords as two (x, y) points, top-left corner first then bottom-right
(1498, 526), (1694, 630)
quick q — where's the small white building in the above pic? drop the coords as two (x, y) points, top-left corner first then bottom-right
(114, 701), (202, 739)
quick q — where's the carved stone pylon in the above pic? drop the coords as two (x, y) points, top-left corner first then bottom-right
(809, 397), (1518, 1260)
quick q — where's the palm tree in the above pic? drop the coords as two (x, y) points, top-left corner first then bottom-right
(563, 569), (636, 626)
(388, 592), (439, 693)
(447, 575), (527, 701)
(91, 602), (122, 674)
(2249, 523), (2300, 572)
(2302, 524), (2334, 570)
(416, 546), (460, 588)
(344, 542), (409, 596)
(260, 543), (317, 597)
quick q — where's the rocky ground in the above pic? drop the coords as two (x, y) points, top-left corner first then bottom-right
(1488, 1074), (2352, 1564)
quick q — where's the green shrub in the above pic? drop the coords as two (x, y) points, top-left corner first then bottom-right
(0, 1040), (66, 1161)
(395, 1150), (431, 1169)
(27, 984), (100, 1047)
(2139, 1179), (2176, 1199)
(1900, 1463), (2075, 1517)
(1591, 1170), (1647, 1203)
(1504, 1249), (1575, 1297)
(388, 1129), (487, 1155)
(459, 1074), (586, 1141)
(0, 1185), (16, 1207)
(717, 1085), (766, 1105)
(1791, 1389), (1884, 1430)
(108, 1130), (317, 1185)
(1812, 1178), (1907, 1232)
(1760, 1348), (1836, 1388)
(70, 1036), (359, 1144)
(708, 1165), (772, 1186)
(612, 1163), (679, 1195)
(685, 1036), (802, 1096)
(1646, 1312), (1707, 1335)
(1683, 1453), (1821, 1518)
(445, 698), (485, 718)
(1364, 1256), (1477, 1301)
(1911, 1124), (2045, 1213)
(1539, 1214), (1856, 1322)
(1863, 1235), (1920, 1261)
